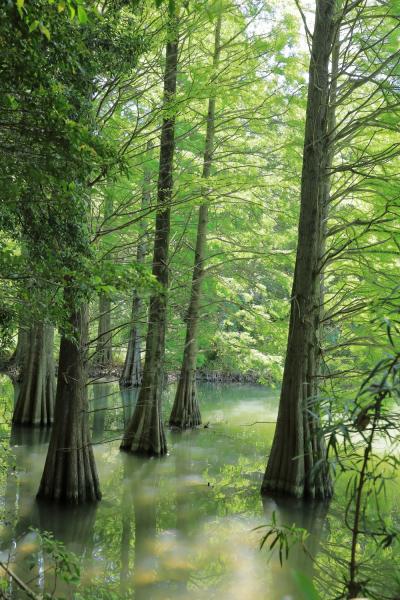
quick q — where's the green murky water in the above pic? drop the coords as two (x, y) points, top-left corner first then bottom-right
(0, 377), (398, 599)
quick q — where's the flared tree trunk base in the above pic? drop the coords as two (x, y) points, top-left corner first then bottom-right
(120, 307), (142, 388)
(169, 369), (201, 429)
(12, 371), (55, 426)
(120, 385), (167, 456)
(37, 306), (101, 504)
(37, 455), (101, 503)
(119, 352), (142, 389)
(261, 477), (333, 501)
(12, 324), (55, 427)
(261, 408), (333, 501)
(37, 417), (101, 504)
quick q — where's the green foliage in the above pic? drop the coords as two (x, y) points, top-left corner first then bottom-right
(255, 511), (309, 566)
(30, 529), (81, 587)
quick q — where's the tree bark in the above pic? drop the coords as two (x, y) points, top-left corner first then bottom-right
(120, 5), (179, 456)
(316, 11), (341, 392)
(10, 326), (29, 377)
(169, 15), (222, 430)
(95, 193), (114, 370)
(37, 292), (101, 503)
(120, 140), (153, 388)
(95, 293), (113, 369)
(91, 382), (108, 442)
(262, 0), (337, 500)
(12, 323), (55, 426)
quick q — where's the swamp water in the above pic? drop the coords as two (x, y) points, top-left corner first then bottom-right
(0, 377), (395, 599)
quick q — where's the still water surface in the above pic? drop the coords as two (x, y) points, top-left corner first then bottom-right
(0, 380), (357, 599)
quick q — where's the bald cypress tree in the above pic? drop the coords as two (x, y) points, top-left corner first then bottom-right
(95, 194), (114, 371)
(120, 141), (153, 389)
(12, 323), (55, 426)
(37, 292), (101, 503)
(169, 14), (222, 430)
(121, 3), (179, 455)
(261, 0), (337, 500)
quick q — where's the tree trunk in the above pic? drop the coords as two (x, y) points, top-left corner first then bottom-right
(120, 141), (153, 388)
(91, 382), (108, 442)
(316, 12), (340, 392)
(169, 15), (222, 429)
(12, 323), (55, 426)
(10, 326), (29, 377)
(37, 293), (101, 503)
(120, 6), (178, 456)
(95, 192), (114, 370)
(95, 293), (112, 369)
(261, 0), (337, 500)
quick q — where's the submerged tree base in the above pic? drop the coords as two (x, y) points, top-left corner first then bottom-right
(120, 305), (143, 389)
(37, 304), (101, 504)
(37, 415), (102, 504)
(120, 437), (167, 457)
(261, 432), (333, 501)
(37, 469), (101, 504)
(261, 477), (333, 501)
(119, 360), (142, 389)
(120, 389), (167, 456)
(12, 323), (55, 427)
(169, 369), (202, 430)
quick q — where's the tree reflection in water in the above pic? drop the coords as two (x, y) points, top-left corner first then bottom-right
(262, 495), (330, 599)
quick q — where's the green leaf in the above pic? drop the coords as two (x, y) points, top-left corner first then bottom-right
(77, 5), (88, 24)
(16, 0), (24, 17)
(39, 24), (51, 40)
(29, 20), (40, 32)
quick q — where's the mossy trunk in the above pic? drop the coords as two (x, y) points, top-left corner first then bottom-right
(12, 323), (55, 426)
(261, 0), (337, 500)
(121, 6), (178, 456)
(120, 141), (153, 389)
(37, 297), (101, 503)
(169, 15), (221, 429)
(95, 293), (113, 369)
